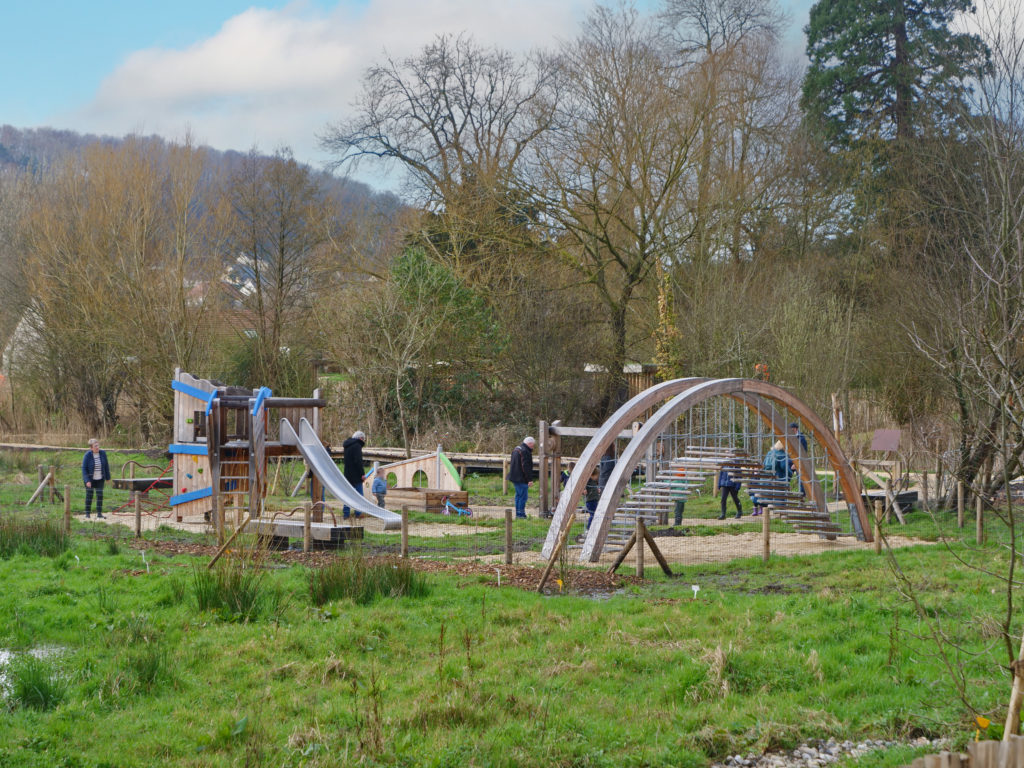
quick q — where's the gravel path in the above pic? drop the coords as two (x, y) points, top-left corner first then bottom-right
(714, 737), (949, 768)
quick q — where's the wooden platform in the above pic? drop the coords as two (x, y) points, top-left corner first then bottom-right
(385, 487), (469, 514)
(111, 478), (172, 493)
(252, 518), (364, 550)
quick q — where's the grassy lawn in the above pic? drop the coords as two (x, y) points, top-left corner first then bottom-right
(0, 501), (1015, 768)
(0, 449), (1014, 767)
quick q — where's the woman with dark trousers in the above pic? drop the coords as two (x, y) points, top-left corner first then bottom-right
(717, 469), (743, 520)
(81, 438), (111, 519)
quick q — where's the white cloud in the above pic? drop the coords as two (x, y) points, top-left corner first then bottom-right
(68, 0), (588, 187)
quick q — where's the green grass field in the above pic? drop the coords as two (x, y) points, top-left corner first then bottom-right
(0, 449), (1016, 767)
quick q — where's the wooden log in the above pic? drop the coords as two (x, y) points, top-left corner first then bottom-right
(636, 517), (645, 580)
(958, 480), (965, 529)
(977, 494), (985, 545)
(401, 506), (409, 559)
(874, 500), (883, 554)
(303, 502), (311, 553)
(504, 508), (513, 565)
(537, 511), (575, 593)
(207, 514), (252, 569)
(63, 485), (71, 534)
(608, 530), (638, 574)
(27, 472), (54, 505)
(763, 506), (771, 562)
(134, 491), (141, 538)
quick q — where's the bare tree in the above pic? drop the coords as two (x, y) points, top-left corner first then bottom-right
(525, 5), (703, 412)
(223, 148), (333, 393)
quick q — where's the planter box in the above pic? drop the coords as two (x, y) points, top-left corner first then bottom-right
(385, 487), (469, 514)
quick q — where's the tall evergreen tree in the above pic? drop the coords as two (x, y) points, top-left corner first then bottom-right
(801, 0), (986, 147)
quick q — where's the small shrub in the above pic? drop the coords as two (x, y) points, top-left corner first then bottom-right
(6, 655), (67, 711)
(126, 645), (169, 692)
(190, 560), (283, 622)
(106, 538), (120, 556)
(0, 517), (68, 559)
(309, 552), (429, 606)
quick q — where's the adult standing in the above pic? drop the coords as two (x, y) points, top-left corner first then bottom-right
(342, 430), (366, 520)
(81, 438), (110, 519)
(507, 436), (535, 519)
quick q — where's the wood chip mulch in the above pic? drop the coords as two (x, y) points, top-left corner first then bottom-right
(117, 537), (638, 595)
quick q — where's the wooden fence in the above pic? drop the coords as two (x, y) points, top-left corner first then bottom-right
(906, 737), (1024, 768)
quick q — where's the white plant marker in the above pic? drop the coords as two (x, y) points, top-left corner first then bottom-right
(691, 584), (700, 599)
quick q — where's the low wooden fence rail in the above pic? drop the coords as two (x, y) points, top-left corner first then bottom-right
(905, 737), (1024, 768)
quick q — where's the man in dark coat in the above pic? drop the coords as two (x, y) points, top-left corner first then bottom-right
(81, 438), (111, 519)
(507, 436), (535, 519)
(342, 430), (366, 520)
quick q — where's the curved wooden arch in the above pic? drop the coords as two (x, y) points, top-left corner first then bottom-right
(578, 379), (871, 562)
(539, 379), (813, 558)
(540, 378), (708, 559)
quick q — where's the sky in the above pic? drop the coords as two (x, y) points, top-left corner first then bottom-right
(0, 0), (814, 192)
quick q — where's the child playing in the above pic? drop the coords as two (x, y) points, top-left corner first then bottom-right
(584, 468), (600, 530)
(371, 467), (387, 508)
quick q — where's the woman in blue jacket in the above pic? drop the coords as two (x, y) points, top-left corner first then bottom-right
(81, 438), (111, 519)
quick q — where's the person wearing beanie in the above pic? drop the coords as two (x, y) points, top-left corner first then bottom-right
(507, 436), (535, 518)
(342, 430), (366, 520)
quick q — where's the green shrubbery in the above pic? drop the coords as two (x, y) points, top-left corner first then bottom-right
(0, 516), (68, 559)
(309, 550), (429, 606)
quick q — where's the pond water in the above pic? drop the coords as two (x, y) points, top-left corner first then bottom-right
(0, 646), (65, 692)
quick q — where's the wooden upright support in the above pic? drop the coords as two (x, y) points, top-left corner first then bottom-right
(504, 508), (513, 565)
(977, 494), (985, 545)
(636, 517), (645, 580)
(134, 491), (142, 538)
(63, 486), (71, 534)
(873, 500), (883, 554)
(401, 506), (409, 559)
(303, 502), (312, 553)
(762, 506), (772, 562)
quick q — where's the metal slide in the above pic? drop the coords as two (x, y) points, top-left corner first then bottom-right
(279, 417), (402, 530)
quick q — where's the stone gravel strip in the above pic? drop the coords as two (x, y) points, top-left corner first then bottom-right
(713, 737), (949, 768)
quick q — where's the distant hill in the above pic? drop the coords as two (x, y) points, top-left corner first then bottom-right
(0, 124), (403, 216)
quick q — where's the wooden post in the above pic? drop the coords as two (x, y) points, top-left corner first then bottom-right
(504, 508), (513, 565)
(303, 501), (312, 553)
(48, 465), (55, 504)
(63, 485), (71, 534)
(957, 480), (965, 528)
(883, 476), (893, 524)
(401, 505), (409, 559)
(216, 493), (225, 545)
(134, 491), (142, 538)
(538, 420), (548, 517)
(502, 459), (509, 496)
(762, 506), (772, 562)
(977, 494), (985, 545)
(873, 500), (883, 554)
(636, 517), (645, 579)
(208, 514), (252, 569)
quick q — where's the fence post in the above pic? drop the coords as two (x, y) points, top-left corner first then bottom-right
(763, 506), (772, 562)
(216, 493), (225, 545)
(63, 485), (71, 534)
(873, 500), (883, 555)
(303, 501), (311, 553)
(504, 508), (513, 565)
(502, 460), (509, 496)
(401, 505), (409, 559)
(134, 491), (142, 538)
(977, 494), (985, 545)
(636, 517), (645, 579)
(957, 480), (965, 529)
(920, 469), (930, 512)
